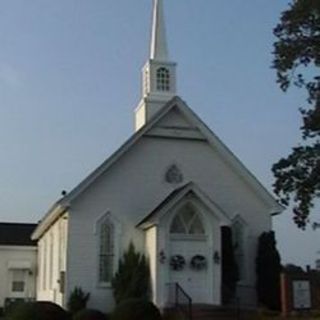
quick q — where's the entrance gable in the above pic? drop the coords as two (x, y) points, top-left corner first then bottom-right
(137, 182), (231, 230)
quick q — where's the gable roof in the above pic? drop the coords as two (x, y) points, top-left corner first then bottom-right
(137, 182), (231, 229)
(0, 223), (37, 246)
(33, 96), (283, 239)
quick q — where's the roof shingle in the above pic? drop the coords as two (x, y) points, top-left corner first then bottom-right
(0, 223), (37, 246)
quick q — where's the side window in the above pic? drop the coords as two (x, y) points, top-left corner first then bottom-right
(98, 216), (115, 284)
(11, 270), (26, 293)
(170, 203), (205, 235)
(156, 67), (170, 91)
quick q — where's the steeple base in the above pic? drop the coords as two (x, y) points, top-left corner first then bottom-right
(134, 0), (177, 132)
(135, 95), (173, 131)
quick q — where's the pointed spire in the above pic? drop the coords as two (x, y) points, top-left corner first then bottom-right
(150, 0), (169, 61)
(135, 0), (176, 131)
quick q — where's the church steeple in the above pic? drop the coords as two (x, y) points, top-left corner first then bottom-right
(150, 0), (168, 61)
(135, 0), (177, 131)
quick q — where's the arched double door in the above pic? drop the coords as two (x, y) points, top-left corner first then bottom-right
(168, 202), (211, 303)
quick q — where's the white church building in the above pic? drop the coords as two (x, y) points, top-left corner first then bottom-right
(31, 0), (282, 313)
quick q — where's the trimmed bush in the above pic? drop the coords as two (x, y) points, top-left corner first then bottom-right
(6, 301), (70, 320)
(68, 287), (90, 314)
(111, 298), (161, 320)
(73, 309), (109, 320)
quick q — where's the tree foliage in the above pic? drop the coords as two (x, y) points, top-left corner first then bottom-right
(272, 0), (320, 228)
(256, 231), (282, 310)
(112, 242), (150, 305)
(283, 263), (305, 274)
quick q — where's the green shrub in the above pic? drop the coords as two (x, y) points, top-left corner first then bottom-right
(73, 309), (109, 320)
(6, 301), (70, 320)
(111, 298), (161, 320)
(256, 231), (282, 310)
(68, 287), (90, 314)
(112, 242), (150, 304)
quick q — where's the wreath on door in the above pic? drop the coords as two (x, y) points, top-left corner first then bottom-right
(170, 254), (186, 271)
(190, 255), (207, 270)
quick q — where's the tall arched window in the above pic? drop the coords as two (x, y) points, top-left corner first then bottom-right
(156, 67), (170, 91)
(98, 216), (114, 283)
(170, 203), (205, 235)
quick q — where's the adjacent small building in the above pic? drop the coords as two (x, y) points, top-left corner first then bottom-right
(0, 223), (37, 311)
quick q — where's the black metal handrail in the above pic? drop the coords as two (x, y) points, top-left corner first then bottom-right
(169, 282), (192, 320)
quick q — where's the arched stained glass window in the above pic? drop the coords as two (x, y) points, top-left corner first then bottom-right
(99, 217), (114, 283)
(170, 203), (205, 235)
(156, 67), (170, 91)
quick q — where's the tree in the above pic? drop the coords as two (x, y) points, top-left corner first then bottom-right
(112, 242), (150, 305)
(283, 263), (305, 274)
(272, 0), (320, 229)
(256, 231), (282, 310)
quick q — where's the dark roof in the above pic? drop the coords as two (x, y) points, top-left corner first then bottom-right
(0, 223), (38, 246)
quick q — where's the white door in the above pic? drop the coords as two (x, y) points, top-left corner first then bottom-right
(168, 202), (211, 304)
(170, 238), (209, 303)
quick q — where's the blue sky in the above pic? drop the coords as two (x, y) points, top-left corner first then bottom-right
(0, 0), (318, 267)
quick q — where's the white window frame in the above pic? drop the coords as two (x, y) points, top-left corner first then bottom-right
(156, 67), (170, 91)
(96, 213), (119, 287)
(9, 269), (27, 298)
(169, 201), (207, 241)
